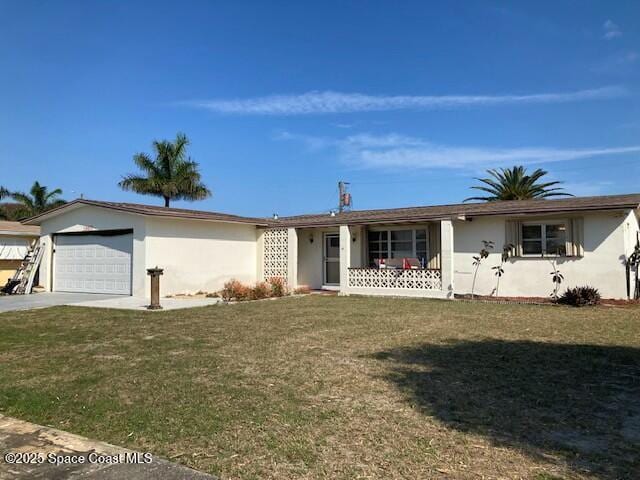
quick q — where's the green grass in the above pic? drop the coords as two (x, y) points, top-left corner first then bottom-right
(0, 296), (639, 479)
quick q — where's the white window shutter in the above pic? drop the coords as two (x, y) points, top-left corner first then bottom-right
(566, 218), (584, 257)
(505, 220), (522, 257)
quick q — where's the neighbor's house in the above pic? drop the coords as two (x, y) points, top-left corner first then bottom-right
(0, 221), (40, 285)
(22, 194), (640, 299)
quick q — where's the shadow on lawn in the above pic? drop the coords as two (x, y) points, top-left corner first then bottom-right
(371, 340), (640, 479)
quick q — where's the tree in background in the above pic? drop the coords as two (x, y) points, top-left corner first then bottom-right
(10, 181), (66, 218)
(464, 166), (573, 202)
(119, 133), (211, 207)
(0, 186), (9, 219)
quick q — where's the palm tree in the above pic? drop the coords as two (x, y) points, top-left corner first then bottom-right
(464, 166), (573, 202)
(119, 133), (211, 207)
(0, 186), (9, 220)
(11, 181), (66, 217)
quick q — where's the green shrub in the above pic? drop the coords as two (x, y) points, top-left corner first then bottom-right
(558, 286), (601, 307)
(220, 279), (251, 301)
(268, 277), (288, 297)
(250, 282), (271, 300)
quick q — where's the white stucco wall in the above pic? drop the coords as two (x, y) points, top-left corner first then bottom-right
(36, 204), (638, 300)
(144, 217), (258, 297)
(38, 205), (147, 296)
(38, 204), (260, 298)
(453, 210), (633, 299)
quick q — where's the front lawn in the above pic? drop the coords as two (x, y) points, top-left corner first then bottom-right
(0, 296), (638, 479)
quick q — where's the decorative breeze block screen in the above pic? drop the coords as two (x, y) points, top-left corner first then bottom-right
(348, 268), (441, 290)
(263, 228), (288, 282)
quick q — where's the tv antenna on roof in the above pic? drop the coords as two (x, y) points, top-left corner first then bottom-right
(338, 181), (351, 213)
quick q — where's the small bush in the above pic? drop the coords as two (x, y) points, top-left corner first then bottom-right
(558, 286), (601, 307)
(268, 277), (288, 297)
(220, 279), (251, 301)
(250, 282), (271, 300)
(294, 285), (311, 295)
(205, 291), (219, 298)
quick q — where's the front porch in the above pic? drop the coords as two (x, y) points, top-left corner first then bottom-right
(259, 220), (454, 299)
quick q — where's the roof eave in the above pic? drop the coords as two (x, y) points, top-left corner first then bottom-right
(21, 200), (86, 225)
(0, 230), (40, 236)
(22, 199), (269, 227)
(267, 203), (640, 228)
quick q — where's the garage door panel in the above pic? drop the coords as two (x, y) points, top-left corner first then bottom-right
(54, 234), (132, 295)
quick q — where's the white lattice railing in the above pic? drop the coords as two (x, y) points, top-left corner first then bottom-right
(263, 228), (288, 282)
(347, 268), (442, 290)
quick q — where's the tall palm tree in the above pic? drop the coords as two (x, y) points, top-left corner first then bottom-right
(11, 181), (66, 217)
(119, 133), (211, 207)
(464, 166), (573, 202)
(0, 186), (9, 220)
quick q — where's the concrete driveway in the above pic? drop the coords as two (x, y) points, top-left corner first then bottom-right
(0, 292), (121, 313)
(0, 292), (221, 313)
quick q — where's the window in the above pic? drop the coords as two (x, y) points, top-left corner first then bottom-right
(367, 228), (429, 267)
(368, 231), (388, 266)
(390, 230), (413, 258)
(522, 222), (566, 256)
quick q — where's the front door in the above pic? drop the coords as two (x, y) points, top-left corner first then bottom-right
(323, 233), (340, 285)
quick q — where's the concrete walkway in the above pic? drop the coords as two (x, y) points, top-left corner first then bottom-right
(0, 293), (220, 313)
(70, 295), (221, 311)
(0, 415), (216, 479)
(0, 293), (119, 313)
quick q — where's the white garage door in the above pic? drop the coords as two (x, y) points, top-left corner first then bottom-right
(54, 233), (132, 295)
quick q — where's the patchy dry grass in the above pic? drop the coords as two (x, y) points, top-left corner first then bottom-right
(0, 296), (639, 479)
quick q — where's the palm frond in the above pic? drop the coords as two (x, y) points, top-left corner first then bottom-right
(465, 166), (571, 202)
(120, 133), (211, 206)
(463, 195), (497, 202)
(11, 192), (35, 210)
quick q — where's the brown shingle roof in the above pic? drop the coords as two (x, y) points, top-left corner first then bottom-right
(0, 221), (40, 235)
(22, 199), (270, 226)
(268, 193), (640, 228)
(22, 194), (640, 229)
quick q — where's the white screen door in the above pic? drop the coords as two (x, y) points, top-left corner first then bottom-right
(324, 233), (340, 285)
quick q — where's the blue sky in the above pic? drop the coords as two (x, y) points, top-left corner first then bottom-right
(1, 1), (639, 217)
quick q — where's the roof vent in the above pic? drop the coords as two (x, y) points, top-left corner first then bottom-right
(330, 211), (336, 217)
(272, 213), (279, 220)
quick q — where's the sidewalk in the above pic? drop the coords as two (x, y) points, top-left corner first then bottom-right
(0, 415), (216, 479)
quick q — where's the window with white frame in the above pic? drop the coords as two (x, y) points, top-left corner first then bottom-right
(367, 228), (428, 267)
(522, 222), (567, 256)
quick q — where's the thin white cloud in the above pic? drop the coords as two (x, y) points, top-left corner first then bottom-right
(603, 19), (622, 39)
(560, 181), (614, 197)
(278, 131), (640, 170)
(185, 86), (627, 115)
(592, 51), (639, 74)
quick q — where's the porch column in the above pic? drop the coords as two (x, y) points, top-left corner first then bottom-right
(440, 219), (454, 299)
(287, 228), (298, 289)
(256, 229), (265, 282)
(41, 234), (53, 292)
(339, 225), (351, 295)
